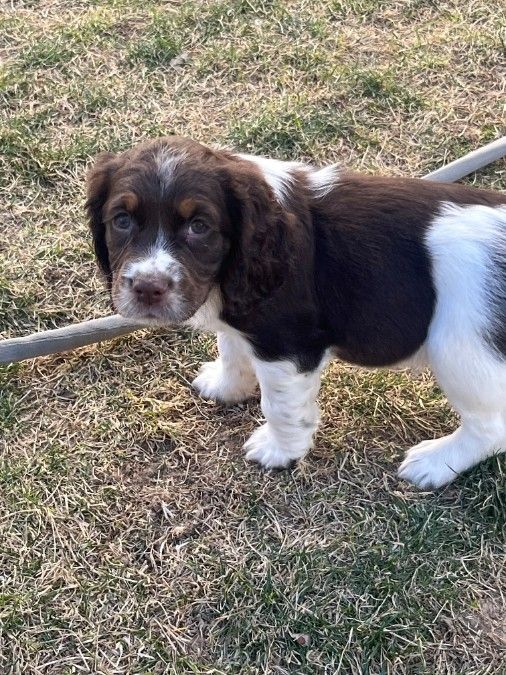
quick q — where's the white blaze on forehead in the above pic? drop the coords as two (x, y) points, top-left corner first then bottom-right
(154, 147), (186, 193)
(237, 153), (304, 204)
(123, 233), (182, 283)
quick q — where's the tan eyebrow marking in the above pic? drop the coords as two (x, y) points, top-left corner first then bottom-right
(123, 191), (139, 212)
(178, 198), (197, 219)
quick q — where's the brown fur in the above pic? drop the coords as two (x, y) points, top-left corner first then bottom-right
(86, 136), (506, 369)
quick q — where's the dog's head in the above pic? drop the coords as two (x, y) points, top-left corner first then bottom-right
(85, 136), (294, 324)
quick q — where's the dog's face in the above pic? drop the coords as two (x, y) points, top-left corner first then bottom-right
(86, 138), (235, 324)
(86, 136), (293, 323)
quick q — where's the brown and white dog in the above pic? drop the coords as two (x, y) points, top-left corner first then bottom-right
(86, 136), (506, 489)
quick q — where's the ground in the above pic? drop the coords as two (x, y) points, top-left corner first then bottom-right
(0, 1), (505, 673)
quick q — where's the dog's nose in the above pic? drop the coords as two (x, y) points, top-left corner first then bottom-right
(132, 277), (172, 305)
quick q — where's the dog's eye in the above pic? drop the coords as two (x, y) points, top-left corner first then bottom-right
(189, 220), (209, 235)
(112, 212), (132, 230)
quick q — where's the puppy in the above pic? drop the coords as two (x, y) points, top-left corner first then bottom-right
(86, 136), (506, 488)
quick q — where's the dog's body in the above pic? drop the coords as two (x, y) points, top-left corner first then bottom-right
(86, 136), (506, 488)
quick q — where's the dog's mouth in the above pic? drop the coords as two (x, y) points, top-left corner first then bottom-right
(112, 297), (189, 326)
(110, 265), (213, 326)
(112, 285), (203, 326)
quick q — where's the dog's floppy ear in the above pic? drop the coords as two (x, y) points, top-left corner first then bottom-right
(220, 163), (294, 316)
(85, 152), (119, 287)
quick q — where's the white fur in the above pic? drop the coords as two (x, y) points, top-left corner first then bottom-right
(122, 232), (182, 283)
(184, 286), (227, 333)
(244, 356), (329, 469)
(399, 204), (506, 488)
(115, 233), (185, 320)
(192, 332), (257, 404)
(307, 164), (340, 198)
(155, 148), (186, 193)
(238, 153), (339, 204)
(188, 295), (328, 468)
(237, 153), (303, 204)
(187, 288), (257, 402)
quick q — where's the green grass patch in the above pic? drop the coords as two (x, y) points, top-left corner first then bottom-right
(229, 99), (357, 157)
(21, 39), (78, 69)
(329, 0), (386, 21)
(353, 68), (426, 111)
(0, 366), (22, 433)
(126, 13), (183, 68)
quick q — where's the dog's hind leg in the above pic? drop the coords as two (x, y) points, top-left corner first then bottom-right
(398, 406), (506, 489)
(399, 204), (506, 489)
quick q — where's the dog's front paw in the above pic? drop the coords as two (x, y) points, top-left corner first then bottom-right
(192, 359), (257, 404)
(244, 423), (301, 469)
(398, 437), (460, 489)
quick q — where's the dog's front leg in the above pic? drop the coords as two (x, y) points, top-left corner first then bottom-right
(192, 331), (258, 404)
(244, 358), (324, 469)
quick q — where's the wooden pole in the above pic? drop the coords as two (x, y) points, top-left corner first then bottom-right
(423, 136), (506, 183)
(1, 136), (505, 365)
(0, 315), (146, 364)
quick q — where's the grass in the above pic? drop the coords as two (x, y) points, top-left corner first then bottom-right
(0, 0), (505, 673)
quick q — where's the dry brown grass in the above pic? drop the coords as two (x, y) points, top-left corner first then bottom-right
(0, 0), (505, 673)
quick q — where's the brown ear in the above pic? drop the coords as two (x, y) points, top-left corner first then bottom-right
(84, 152), (118, 287)
(220, 165), (293, 316)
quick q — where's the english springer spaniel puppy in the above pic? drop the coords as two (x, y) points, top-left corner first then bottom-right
(86, 136), (506, 489)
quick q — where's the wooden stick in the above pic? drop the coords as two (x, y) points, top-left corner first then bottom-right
(1, 137), (505, 365)
(0, 315), (145, 364)
(423, 136), (506, 182)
